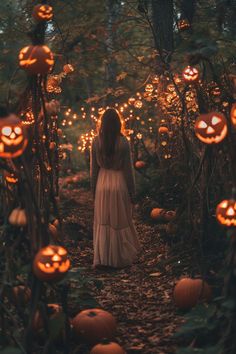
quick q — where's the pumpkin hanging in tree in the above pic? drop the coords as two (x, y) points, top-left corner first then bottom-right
(195, 112), (228, 144)
(33, 245), (70, 282)
(216, 199), (236, 227)
(19, 45), (54, 75)
(32, 4), (53, 21)
(0, 114), (28, 159)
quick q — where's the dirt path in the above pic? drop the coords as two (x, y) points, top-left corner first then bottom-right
(60, 174), (184, 354)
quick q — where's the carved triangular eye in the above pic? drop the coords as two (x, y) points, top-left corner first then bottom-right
(2, 127), (12, 136)
(211, 116), (221, 125)
(226, 207), (235, 216)
(198, 121), (207, 129)
(220, 201), (228, 208)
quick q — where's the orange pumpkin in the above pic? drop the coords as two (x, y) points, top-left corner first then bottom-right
(4, 171), (18, 184)
(182, 66), (199, 83)
(158, 126), (169, 134)
(128, 97), (135, 105)
(135, 160), (146, 169)
(177, 18), (190, 31)
(19, 45), (54, 75)
(195, 112), (227, 144)
(32, 4), (53, 21)
(173, 278), (212, 310)
(72, 309), (117, 344)
(230, 103), (236, 127)
(0, 114), (28, 159)
(150, 208), (164, 220)
(9, 208), (27, 227)
(90, 342), (125, 354)
(33, 245), (70, 282)
(216, 199), (236, 227)
(63, 64), (74, 74)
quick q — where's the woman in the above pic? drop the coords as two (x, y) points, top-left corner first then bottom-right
(90, 108), (140, 268)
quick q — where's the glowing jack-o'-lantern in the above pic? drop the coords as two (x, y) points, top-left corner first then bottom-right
(33, 4), (53, 21)
(19, 45), (54, 75)
(128, 97), (135, 105)
(0, 114), (28, 158)
(216, 199), (236, 227)
(4, 171), (18, 184)
(195, 112), (227, 144)
(183, 66), (199, 83)
(145, 84), (154, 93)
(33, 245), (70, 282)
(177, 18), (190, 31)
(230, 103), (236, 127)
(134, 100), (143, 109)
(63, 64), (74, 74)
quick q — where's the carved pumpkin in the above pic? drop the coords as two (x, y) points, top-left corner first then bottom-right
(177, 18), (190, 31)
(4, 171), (18, 184)
(20, 109), (35, 126)
(135, 160), (146, 169)
(33, 245), (70, 282)
(9, 208), (27, 227)
(72, 308), (117, 344)
(158, 126), (169, 134)
(19, 45), (54, 75)
(230, 103), (236, 127)
(134, 100), (142, 109)
(9, 285), (31, 307)
(63, 64), (74, 74)
(0, 114), (28, 158)
(173, 278), (212, 310)
(216, 199), (236, 227)
(128, 97), (135, 105)
(32, 4), (53, 21)
(90, 342), (125, 354)
(182, 66), (199, 83)
(195, 112), (227, 144)
(145, 84), (154, 93)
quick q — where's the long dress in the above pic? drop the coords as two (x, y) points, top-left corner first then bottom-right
(90, 135), (140, 268)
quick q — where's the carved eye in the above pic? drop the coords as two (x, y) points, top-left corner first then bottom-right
(14, 127), (22, 134)
(198, 121), (207, 129)
(227, 207), (235, 216)
(2, 127), (12, 136)
(211, 116), (221, 125)
(220, 201), (228, 208)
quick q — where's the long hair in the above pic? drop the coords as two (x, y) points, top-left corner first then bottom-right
(98, 108), (123, 165)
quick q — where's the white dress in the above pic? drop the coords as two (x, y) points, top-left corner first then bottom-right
(91, 136), (140, 268)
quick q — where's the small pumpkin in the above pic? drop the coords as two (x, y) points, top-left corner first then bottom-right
(4, 171), (18, 184)
(32, 4), (53, 21)
(173, 278), (212, 310)
(33, 245), (70, 282)
(9, 208), (27, 227)
(230, 103), (236, 128)
(182, 66), (199, 83)
(90, 342), (125, 354)
(135, 160), (146, 169)
(72, 308), (117, 345)
(158, 126), (169, 134)
(177, 18), (190, 31)
(63, 64), (74, 74)
(150, 208), (164, 220)
(216, 199), (236, 227)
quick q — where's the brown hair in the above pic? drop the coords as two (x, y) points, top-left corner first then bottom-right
(98, 108), (123, 165)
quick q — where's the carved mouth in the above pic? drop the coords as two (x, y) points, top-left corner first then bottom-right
(38, 259), (70, 273)
(2, 135), (24, 146)
(217, 214), (236, 226)
(196, 125), (227, 144)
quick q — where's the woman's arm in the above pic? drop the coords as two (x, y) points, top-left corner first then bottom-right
(123, 140), (135, 203)
(90, 138), (100, 197)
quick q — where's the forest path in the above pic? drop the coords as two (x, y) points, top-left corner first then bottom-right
(60, 173), (184, 354)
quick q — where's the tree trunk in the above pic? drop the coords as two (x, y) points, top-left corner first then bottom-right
(151, 0), (174, 53)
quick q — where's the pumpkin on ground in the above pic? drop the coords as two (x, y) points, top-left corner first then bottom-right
(173, 278), (212, 310)
(90, 342), (125, 354)
(135, 160), (146, 169)
(72, 308), (117, 344)
(9, 208), (27, 227)
(150, 208), (165, 220)
(33, 245), (70, 282)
